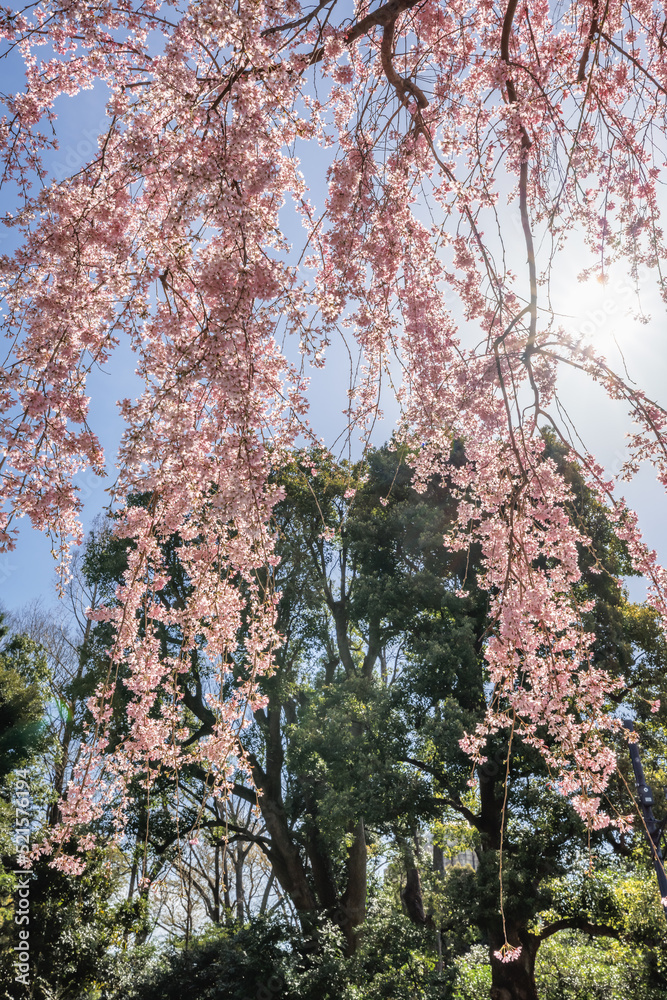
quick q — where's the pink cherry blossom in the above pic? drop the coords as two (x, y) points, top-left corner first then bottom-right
(494, 945), (523, 964)
(1, 0), (667, 870)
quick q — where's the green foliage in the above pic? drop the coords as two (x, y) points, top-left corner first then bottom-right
(112, 920), (299, 1000)
(283, 675), (435, 854)
(423, 863), (482, 959)
(0, 849), (135, 1000)
(451, 933), (667, 1000)
(451, 946), (492, 1000)
(542, 861), (667, 945)
(0, 627), (50, 782)
(0, 608), (145, 1000)
(0, 617), (53, 967)
(535, 933), (667, 1000)
(115, 909), (456, 1000)
(346, 902), (454, 1000)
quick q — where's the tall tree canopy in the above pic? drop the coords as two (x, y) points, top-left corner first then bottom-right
(2, 0), (667, 952)
(7, 446), (664, 1000)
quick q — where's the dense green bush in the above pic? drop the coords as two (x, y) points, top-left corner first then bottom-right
(452, 946), (492, 1000)
(110, 920), (298, 1000)
(449, 933), (667, 1000)
(13, 913), (665, 1000)
(112, 911), (455, 1000)
(535, 933), (667, 1000)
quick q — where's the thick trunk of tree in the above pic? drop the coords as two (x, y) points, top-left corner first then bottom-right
(252, 698), (319, 923)
(258, 794), (318, 916)
(489, 932), (539, 1000)
(401, 865), (429, 926)
(399, 834), (431, 930)
(476, 762), (541, 1000)
(339, 817), (367, 955)
(304, 799), (339, 912)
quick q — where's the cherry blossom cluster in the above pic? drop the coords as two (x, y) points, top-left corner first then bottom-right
(2, 0), (667, 884)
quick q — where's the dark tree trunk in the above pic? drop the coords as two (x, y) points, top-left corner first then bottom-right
(401, 865), (429, 926)
(339, 817), (367, 955)
(489, 930), (539, 1000)
(251, 696), (319, 922)
(235, 852), (244, 922)
(258, 793), (318, 915)
(399, 834), (431, 930)
(475, 759), (541, 1000)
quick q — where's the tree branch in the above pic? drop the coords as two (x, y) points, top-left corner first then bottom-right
(601, 31), (667, 95)
(400, 756), (483, 829)
(306, 0), (426, 66)
(380, 17), (428, 109)
(262, 0), (335, 37)
(538, 917), (619, 942)
(500, 0), (536, 348)
(577, 0), (600, 82)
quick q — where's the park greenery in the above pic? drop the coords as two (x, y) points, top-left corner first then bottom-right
(2, 445), (667, 999)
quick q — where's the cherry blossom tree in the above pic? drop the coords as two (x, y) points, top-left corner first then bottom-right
(2, 0), (667, 971)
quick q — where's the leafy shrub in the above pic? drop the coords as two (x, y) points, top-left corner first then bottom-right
(535, 933), (667, 1000)
(113, 911), (456, 1000)
(452, 946), (492, 1000)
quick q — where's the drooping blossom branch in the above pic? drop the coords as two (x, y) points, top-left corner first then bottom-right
(1, 0), (667, 876)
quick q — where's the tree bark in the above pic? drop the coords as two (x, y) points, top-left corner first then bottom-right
(398, 834), (431, 929)
(401, 865), (429, 926)
(250, 695), (320, 922)
(476, 761), (541, 1000)
(339, 817), (367, 955)
(489, 931), (539, 1000)
(235, 851), (244, 922)
(257, 794), (318, 915)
